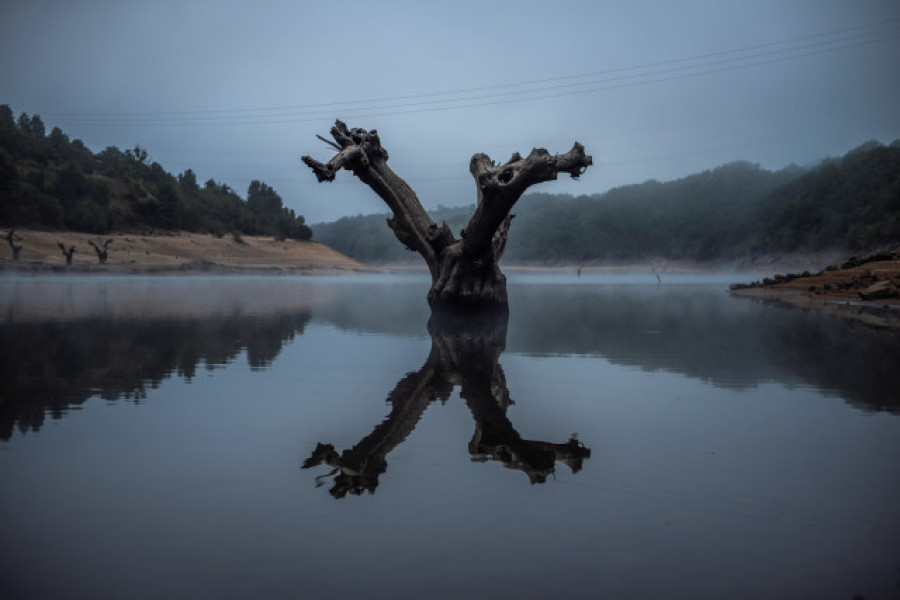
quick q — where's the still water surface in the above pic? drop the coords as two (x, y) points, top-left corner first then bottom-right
(1, 273), (898, 599)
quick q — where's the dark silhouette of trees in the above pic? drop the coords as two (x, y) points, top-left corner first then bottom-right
(302, 121), (591, 310)
(0, 104), (313, 241)
(125, 145), (148, 168)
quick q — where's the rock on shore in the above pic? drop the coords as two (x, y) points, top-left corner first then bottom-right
(729, 250), (900, 329)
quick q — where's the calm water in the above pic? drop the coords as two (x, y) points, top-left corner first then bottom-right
(1, 273), (898, 600)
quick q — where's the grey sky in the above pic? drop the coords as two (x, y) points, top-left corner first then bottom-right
(2, 0), (899, 223)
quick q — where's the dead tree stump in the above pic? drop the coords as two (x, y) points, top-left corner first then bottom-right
(302, 121), (591, 311)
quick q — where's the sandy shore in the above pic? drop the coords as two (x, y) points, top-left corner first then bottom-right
(1, 230), (367, 274)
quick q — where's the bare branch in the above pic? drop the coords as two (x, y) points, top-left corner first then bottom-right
(301, 145), (367, 182)
(302, 121), (445, 273)
(316, 134), (341, 151)
(463, 142), (592, 257)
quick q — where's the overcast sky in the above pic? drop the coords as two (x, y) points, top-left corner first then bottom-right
(2, 0), (899, 223)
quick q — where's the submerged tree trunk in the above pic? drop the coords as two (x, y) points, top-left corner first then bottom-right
(302, 121), (592, 311)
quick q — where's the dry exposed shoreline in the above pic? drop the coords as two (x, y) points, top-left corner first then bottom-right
(4, 229), (899, 329)
(1, 230), (367, 274)
(729, 251), (900, 330)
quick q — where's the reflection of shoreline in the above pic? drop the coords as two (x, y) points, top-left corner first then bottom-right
(307, 280), (900, 415)
(0, 309), (312, 441)
(731, 289), (900, 330)
(505, 288), (900, 415)
(3, 276), (897, 445)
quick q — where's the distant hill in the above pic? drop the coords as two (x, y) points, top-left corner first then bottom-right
(4, 103), (897, 263)
(0, 104), (311, 241)
(751, 140), (900, 252)
(314, 140), (900, 264)
(313, 205), (474, 264)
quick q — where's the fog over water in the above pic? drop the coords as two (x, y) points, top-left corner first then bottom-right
(1, 274), (898, 599)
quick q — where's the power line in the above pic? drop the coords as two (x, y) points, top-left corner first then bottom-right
(313, 29), (900, 124)
(44, 18), (899, 127)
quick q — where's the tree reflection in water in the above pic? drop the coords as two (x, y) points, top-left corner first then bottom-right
(302, 312), (591, 498)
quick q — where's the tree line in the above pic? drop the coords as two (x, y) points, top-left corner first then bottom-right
(314, 140), (900, 263)
(0, 105), (311, 240)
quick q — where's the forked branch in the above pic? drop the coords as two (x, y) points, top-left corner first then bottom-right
(57, 241), (76, 265)
(464, 143), (592, 256)
(88, 238), (113, 264)
(301, 121), (591, 311)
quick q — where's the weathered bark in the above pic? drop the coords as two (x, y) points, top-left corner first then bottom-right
(302, 121), (591, 311)
(88, 239), (112, 264)
(58, 242), (76, 265)
(301, 312), (590, 497)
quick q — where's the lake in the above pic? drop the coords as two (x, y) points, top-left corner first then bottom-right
(1, 272), (898, 599)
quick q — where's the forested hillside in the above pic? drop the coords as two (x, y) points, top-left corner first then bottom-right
(0, 105), (311, 240)
(314, 140), (900, 263)
(4, 102), (897, 261)
(752, 141), (900, 252)
(314, 205), (474, 264)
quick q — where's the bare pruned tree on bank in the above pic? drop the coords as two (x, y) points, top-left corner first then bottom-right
(302, 121), (592, 312)
(57, 242), (76, 265)
(5, 228), (23, 260)
(89, 239), (113, 264)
